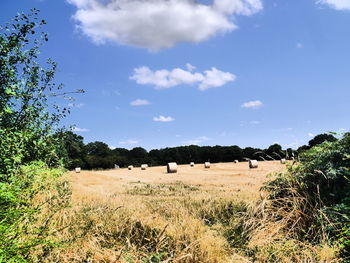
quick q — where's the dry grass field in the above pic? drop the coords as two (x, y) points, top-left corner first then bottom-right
(45, 161), (287, 263)
(70, 161), (285, 204)
(45, 160), (338, 262)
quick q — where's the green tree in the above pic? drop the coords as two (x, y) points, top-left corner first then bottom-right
(61, 131), (86, 169)
(265, 143), (283, 159)
(130, 147), (148, 159)
(0, 9), (82, 177)
(85, 141), (111, 157)
(242, 147), (260, 160)
(308, 133), (337, 148)
(0, 10), (79, 261)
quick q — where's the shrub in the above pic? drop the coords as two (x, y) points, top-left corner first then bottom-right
(0, 10), (78, 262)
(264, 133), (350, 259)
(0, 162), (70, 262)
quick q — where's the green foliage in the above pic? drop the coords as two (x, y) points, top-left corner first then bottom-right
(265, 133), (350, 259)
(0, 162), (70, 262)
(265, 143), (283, 160)
(0, 128), (63, 179)
(297, 133), (338, 153)
(0, 9), (83, 177)
(0, 10), (79, 262)
(85, 141), (111, 157)
(308, 133), (338, 148)
(59, 131), (86, 169)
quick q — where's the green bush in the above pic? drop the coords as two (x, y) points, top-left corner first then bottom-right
(265, 133), (350, 259)
(0, 162), (70, 262)
(0, 10), (78, 262)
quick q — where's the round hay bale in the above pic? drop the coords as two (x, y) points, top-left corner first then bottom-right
(167, 162), (177, 173)
(204, 162), (210, 168)
(128, 165), (133, 170)
(190, 162), (195, 167)
(249, 160), (258, 169)
(280, 158), (286, 164)
(75, 167), (81, 173)
(141, 164), (147, 170)
(234, 160), (239, 163)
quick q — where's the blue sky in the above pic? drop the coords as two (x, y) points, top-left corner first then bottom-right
(2, 0), (349, 150)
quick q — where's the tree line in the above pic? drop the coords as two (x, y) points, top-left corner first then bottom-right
(61, 131), (338, 170)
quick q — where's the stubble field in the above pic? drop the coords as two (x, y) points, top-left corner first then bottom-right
(56, 161), (286, 262)
(70, 161), (285, 203)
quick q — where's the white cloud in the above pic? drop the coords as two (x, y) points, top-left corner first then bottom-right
(186, 63), (196, 72)
(199, 67), (236, 91)
(153, 115), (174, 122)
(68, 103), (85, 108)
(130, 99), (150, 106)
(308, 133), (315, 137)
(130, 65), (235, 91)
(72, 127), (89, 132)
(241, 100), (263, 109)
(184, 136), (209, 145)
(119, 139), (139, 145)
(67, 0), (263, 50)
(318, 0), (350, 10)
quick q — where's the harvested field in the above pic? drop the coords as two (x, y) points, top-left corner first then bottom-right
(57, 161), (287, 262)
(70, 161), (285, 203)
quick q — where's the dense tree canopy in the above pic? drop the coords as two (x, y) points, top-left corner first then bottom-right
(60, 132), (341, 170)
(308, 133), (337, 148)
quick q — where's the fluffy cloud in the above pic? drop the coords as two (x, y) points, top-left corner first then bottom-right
(119, 139), (139, 145)
(241, 100), (263, 109)
(153, 115), (174, 122)
(318, 0), (350, 10)
(199, 67), (235, 90)
(67, 0), (263, 50)
(186, 63), (196, 72)
(72, 127), (89, 132)
(183, 136), (209, 145)
(130, 99), (150, 106)
(130, 65), (235, 91)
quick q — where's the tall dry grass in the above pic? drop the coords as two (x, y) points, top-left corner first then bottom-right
(32, 162), (342, 262)
(43, 182), (251, 262)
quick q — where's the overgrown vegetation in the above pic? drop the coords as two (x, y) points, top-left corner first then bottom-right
(0, 162), (71, 262)
(0, 10), (79, 261)
(241, 133), (350, 262)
